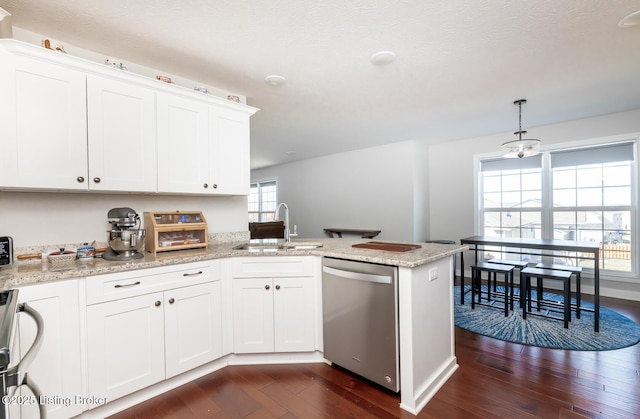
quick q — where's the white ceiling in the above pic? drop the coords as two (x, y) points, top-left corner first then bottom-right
(2, 0), (640, 169)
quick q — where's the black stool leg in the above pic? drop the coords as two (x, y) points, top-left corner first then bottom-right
(503, 272), (508, 317)
(563, 279), (570, 328)
(536, 277), (542, 311)
(522, 273), (528, 319)
(509, 270), (515, 311)
(576, 272), (581, 319)
(471, 267), (476, 309)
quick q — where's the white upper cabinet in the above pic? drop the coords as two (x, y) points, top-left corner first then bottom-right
(210, 106), (251, 195)
(87, 74), (157, 192)
(0, 40), (257, 195)
(157, 92), (210, 194)
(0, 55), (88, 190)
(157, 93), (253, 195)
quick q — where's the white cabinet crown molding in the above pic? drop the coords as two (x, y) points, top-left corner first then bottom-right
(0, 39), (258, 116)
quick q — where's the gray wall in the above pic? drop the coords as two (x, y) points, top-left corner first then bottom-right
(251, 140), (429, 242)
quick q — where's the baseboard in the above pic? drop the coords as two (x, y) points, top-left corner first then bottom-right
(400, 356), (459, 415)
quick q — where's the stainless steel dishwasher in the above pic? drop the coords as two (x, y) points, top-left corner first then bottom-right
(322, 257), (399, 392)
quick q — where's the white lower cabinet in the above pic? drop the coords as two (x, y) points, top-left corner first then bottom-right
(85, 262), (222, 403)
(231, 257), (317, 354)
(164, 281), (222, 378)
(15, 279), (83, 419)
(86, 292), (165, 403)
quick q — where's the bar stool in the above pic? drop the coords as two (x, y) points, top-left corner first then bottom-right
(521, 267), (573, 328)
(470, 262), (514, 316)
(486, 259), (528, 297)
(535, 263), (583, 318)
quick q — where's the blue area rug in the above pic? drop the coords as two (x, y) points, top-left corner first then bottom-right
(454, 285), (640, 351)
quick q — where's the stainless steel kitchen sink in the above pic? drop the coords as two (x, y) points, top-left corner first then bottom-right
(233, 240), (322, 252)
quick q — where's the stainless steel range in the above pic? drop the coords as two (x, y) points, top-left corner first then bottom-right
(0, 290), (45, 419)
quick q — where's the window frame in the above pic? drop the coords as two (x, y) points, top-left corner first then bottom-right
(474, 134), (639, 282)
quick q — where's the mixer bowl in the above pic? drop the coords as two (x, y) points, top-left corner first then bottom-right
(108, 229), (146, 255)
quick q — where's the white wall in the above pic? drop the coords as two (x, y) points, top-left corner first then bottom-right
(428, 108), (640, 247)
(428, 108), (640, 300)
(0, 191), (248, 248)
(251, 140), (422, 242)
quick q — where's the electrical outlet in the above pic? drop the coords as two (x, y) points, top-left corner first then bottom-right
(429, 267), (438, 281)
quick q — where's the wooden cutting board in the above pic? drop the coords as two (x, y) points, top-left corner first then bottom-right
(352, 241), (422, 252)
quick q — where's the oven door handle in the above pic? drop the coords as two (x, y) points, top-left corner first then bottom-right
(3, 303), (47, 418)
(16, 303), (45, 376)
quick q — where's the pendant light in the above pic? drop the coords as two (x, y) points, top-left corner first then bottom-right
(501, 99), (541, 159)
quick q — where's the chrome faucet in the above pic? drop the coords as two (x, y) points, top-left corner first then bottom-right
(275, 202), (297, 243)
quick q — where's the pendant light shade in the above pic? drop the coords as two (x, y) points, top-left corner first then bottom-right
(501, 99), (541, 159)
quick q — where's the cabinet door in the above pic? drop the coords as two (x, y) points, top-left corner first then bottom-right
(209, 105), (250, 195)
(273, 277), (316, 352)
(164, 281), (222, 378)
(0, 56), (88, 190)
(157, 92), (210, 193)
(16, 280), (84, 419)
(87, 74), (157, 192)
(86, 292), (165, 403)
(232, 278), (274, 353)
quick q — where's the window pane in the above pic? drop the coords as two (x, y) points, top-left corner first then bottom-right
(553, 169), (575, 189)
(602, 211), (631, 271)
(603, 186), (631, 206)
(484, 192), (501, 208)
(576, 166), (601, 187)
(522, 190), (541, 207)
(483, 175), (501, 192)
(576, 188), (602, 206)
(553, 189), (576, 207)
(522, 172), (541, 190)
(603, 164), (630, 187)
(484, 212), (501, 236)
(521, 212), (541, 238)
(502, 174), (520, 191)
(502, 191), (521, 208)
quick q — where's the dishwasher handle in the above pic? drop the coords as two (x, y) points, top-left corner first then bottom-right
(322, 266), (393, 284)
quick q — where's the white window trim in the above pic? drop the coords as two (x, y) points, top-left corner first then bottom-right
(474, 132), (639, 283)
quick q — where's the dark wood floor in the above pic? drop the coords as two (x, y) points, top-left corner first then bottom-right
(110, 295), (640, 419)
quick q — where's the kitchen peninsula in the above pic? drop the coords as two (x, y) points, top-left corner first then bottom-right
(0, 238), (465, 417)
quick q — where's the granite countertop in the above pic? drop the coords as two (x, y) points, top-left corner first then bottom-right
(0, 238), (467, 290)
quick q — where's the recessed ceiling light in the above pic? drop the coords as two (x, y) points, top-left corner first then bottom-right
(370, 51), (396, 65)
(265, 75), (286, 86)
(619, 10), (640, 27)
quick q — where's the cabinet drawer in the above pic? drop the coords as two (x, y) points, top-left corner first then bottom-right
(231, 256), (315, 278)
(86, 261), (219, 305)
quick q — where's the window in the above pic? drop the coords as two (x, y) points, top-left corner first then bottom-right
(479, 141), (636, 276)
(248, 180), (277, 222)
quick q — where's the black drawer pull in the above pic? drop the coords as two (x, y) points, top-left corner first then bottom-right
(114, 281), (141, 288)
(183, 271), (203, 277)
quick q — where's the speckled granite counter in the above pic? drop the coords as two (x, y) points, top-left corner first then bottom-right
(0, 238), (466, 290)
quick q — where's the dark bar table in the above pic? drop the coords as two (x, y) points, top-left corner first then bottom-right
(459, 236), (601, 332)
